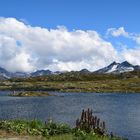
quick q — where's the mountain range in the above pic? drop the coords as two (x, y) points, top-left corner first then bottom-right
(95, 61), (140, 73)
(0, 61), (139, 79)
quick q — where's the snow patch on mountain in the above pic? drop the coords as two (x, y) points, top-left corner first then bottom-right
(106, 64), (118, 73)
(95, 61), (140, 74)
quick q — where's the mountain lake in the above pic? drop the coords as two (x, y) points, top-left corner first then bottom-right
(0, 91), (140, 140)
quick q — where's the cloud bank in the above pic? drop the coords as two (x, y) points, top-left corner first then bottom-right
(0, 18), (140, 72)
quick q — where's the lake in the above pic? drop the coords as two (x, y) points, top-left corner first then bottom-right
(0, 91), (140, 140)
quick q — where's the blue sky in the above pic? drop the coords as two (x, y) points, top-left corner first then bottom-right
(0, 0), (140, 32)
(0, 0), (140, 72)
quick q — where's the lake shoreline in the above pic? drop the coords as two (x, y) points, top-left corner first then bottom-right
(2, 90), (140, 98)
(7, 90), (140, 94)
(10, 91), (54, 97)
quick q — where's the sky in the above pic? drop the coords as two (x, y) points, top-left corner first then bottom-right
(0, 0), (140, 72)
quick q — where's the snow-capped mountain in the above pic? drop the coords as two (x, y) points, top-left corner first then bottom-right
(95, 61), (119, 73)
(95, 61), (140, 73)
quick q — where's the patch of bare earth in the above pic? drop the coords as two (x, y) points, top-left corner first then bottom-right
(0, 130), (46, 140)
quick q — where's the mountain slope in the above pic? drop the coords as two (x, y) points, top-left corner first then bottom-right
(95, 61), (140, 73)
(31, 70), (52, 77)
(79, 69), (90, 74)
(95, 61), (119, 73)
(0, 67), (11, 79)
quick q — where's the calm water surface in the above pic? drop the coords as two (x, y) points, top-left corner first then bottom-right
(0, 91), (140, 140)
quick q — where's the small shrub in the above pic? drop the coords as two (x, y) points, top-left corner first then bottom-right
(76, 108), (106, 135)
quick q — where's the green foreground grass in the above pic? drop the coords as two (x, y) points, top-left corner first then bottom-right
(49, 134), (123, 140)
(0, 120), (126, 140)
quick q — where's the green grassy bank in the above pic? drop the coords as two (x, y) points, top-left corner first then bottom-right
(0, 109), (127, 140)
(0, 120), (126, 140)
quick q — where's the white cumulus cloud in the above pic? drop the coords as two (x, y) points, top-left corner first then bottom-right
(121, 48), (140, 65)
(106, 26), (140, 65)
(1, 18), (140, 72)
(0, 17), (119, 72)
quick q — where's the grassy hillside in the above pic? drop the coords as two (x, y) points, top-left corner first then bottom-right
(1, 70), (140, 93)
